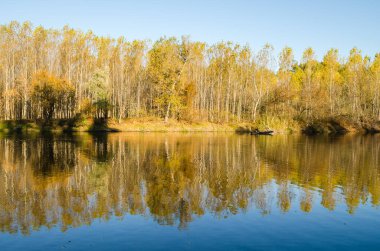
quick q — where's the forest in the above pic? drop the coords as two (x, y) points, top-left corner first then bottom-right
(1, 21), (380, 131)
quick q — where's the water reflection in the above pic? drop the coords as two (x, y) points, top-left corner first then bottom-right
(0, 133), (379, 235)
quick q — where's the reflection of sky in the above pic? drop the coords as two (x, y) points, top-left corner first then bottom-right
(1, 0), (379, 62)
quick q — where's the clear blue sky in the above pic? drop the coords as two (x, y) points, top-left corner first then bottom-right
(1, 0), (379, 61)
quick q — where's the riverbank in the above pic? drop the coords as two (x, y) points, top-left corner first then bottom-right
(301, 116), (380, 135)
(0, 117), (253, 134)
(0, 116), (379, 134)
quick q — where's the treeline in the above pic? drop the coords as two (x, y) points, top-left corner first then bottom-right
(1, 21), (380, 125)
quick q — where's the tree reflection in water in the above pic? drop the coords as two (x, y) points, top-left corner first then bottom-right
(0, 133), (379, 235)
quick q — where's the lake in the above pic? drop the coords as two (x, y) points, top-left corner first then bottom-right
(0, 133), (379, 251)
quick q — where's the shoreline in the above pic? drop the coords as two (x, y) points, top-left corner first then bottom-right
(0, 117), (379, 135)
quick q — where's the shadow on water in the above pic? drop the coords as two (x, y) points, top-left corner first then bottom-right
(0, 133), (379, 234)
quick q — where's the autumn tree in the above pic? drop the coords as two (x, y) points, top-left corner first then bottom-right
(148, 37), (185, 122)
(370, 54), (380, 120)
(321, 49), (341, 116)
(30, 71), (75, 120)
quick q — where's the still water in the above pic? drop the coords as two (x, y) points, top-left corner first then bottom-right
(0, 133), (379, 250)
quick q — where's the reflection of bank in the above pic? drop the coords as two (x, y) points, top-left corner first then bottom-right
(90, 133), (110, 162)
(30, 135), (79, 177)
(0, 133), (379, 235)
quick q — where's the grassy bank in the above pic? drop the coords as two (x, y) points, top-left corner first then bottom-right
(0, 117), (254, 134)
(0, 116), (379, 134)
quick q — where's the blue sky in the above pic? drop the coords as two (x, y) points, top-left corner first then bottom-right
(1, 0), (379, 61)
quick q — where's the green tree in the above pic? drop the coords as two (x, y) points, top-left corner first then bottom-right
(88, 68), (110, 119)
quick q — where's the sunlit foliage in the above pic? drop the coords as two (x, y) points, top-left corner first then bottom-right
(0, 21), (380, 125)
